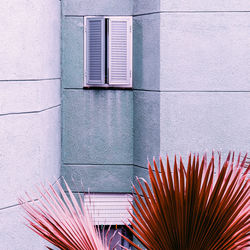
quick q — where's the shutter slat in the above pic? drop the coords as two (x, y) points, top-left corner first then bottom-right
(86, 18), (105, 84)
(84, 194), (133, 225)
(108, 17), (132, 85)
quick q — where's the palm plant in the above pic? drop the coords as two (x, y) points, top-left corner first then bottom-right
(19, 179), (115, 250)
(244, 157), (250, 168)
(122, 153), (250, 250)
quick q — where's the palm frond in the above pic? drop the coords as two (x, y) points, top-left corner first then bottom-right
(19, 179), (110, 250)
(122, 153), (250, 250)
(242, 156), (250, 168)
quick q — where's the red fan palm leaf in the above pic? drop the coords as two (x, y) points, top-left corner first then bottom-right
(122, 152), (250, 250)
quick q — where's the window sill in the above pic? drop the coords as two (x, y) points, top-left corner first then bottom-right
(83, 84), (133, 90)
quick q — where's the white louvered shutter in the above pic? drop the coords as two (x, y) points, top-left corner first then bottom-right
(85, 17), (105, 85)
(108, 17), (132, 86)
(84, 194), (133, 225)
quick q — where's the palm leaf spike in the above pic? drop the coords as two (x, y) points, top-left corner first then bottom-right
(121, 152), (250, 250)
(19, 179), (111, 250)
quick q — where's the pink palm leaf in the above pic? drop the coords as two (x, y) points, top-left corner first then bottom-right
(19, 179), (113, 250)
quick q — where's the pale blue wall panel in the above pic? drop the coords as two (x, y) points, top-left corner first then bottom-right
(0, 107), (61, 209)
(0, 0), (60, 80)
(133, 91), (160, 168)
(0, 206), (47, 249)
(62, 164), (133, 193)
(63, 0), (133, 16)
(160, 0), (250, 12)
(160, 92), (250, 159)
(134, 0), (250, 15)
(0, 1), (61, 247)
(63, 90), (133, 164)
(160, 13), (250, 91)
(133, 0), (160, 15)
(62, 17), (84, 88)
(133, 14), (160, 91)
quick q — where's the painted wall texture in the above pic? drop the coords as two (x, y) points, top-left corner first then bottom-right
(133, 0), (250, 182)
(1, 0), (249, 248)
(0, 0), (61, 248)
(61, 0), (134, 193)
(62, 0), (250, 191)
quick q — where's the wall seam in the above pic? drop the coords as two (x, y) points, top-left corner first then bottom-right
(63, 163), (134, 166)
(0, 104), (61, 117)
(0, 78), (60, 82)
(133, 89), (250, 93)
(64, 11), (250, 18)
(0, 176), (62, 211)
(133, 10), (250, 17)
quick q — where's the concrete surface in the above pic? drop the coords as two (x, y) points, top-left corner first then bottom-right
(62, 0), (133, 16)
(0, 0), (61, 248)
(0, 0), (60, 80)
(63, 90), (133, 165)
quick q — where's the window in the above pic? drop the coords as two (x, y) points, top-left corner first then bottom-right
(102, 225), (133, 249)
(83, 193), (133, 225)
(83, 193), (133, 248)
(84, 16), (132, 88)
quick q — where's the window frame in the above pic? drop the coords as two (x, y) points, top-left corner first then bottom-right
(84, 16), (133, 89)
